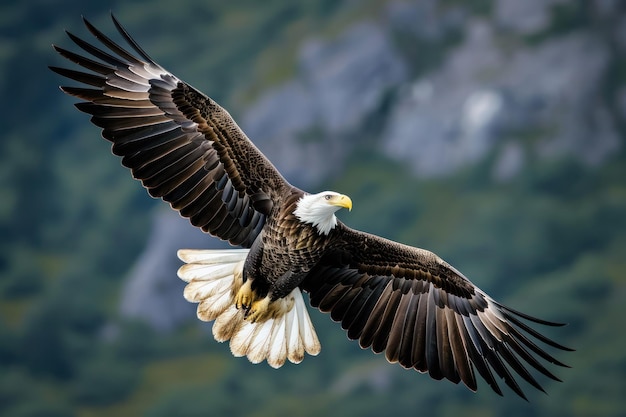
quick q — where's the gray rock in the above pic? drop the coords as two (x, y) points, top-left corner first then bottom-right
(383, 22), (619, 177)
(383, 20), (507, 176)
(118, 208), (228, 331)
(298, 22), (407, 134)
(494, 0), (567, 35)
(503, 33), (618, 165)
(493, 141), (526, 182)
(385, 0), (466, 41)
(241, 22), (407, 186)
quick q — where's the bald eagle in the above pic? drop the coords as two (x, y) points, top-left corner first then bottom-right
(51, 15), (571, 399)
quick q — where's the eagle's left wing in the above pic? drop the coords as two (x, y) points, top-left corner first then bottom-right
(300, 224), (571, 400)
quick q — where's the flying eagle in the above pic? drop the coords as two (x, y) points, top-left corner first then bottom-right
(51, 15), (571, 399)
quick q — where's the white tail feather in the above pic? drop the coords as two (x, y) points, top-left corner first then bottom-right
(247, 319), (274, 364)
(212, 306), (243, 342)
(285, 303), (304, 363)
(229, 319), (257, 356)
(177, 248), (252, 265)
(177, 249), (321, 367)
(268, 316), (288, 368)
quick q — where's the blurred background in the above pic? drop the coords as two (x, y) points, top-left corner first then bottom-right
(1, 0), (625, 416)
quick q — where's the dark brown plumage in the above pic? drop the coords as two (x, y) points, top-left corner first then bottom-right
(51, 16), (285, 248)
(51, 15), (571, 399)
(302, 226), (570, 397)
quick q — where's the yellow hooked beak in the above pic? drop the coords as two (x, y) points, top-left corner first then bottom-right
(330, 194), (352, 211)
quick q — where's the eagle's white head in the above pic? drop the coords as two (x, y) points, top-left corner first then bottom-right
(294, 191), (353, 235)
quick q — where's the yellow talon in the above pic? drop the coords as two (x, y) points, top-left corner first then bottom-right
(235, 279), (254, 310)
(245, 296), (272, 323)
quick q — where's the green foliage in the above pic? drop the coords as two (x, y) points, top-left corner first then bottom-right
(4, 404), (75, 417)
(70, 354), (139, 406)
(0, 369), (76, 417)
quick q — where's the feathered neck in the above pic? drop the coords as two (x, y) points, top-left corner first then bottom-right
(293, 194), (339, 235)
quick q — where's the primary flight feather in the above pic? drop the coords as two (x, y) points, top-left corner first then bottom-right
(51, 15), (571, 400)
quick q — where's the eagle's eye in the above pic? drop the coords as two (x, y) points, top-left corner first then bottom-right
(324, 195), (332, 200)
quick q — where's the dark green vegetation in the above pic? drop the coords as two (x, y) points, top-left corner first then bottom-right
(1, 1), (625, 416)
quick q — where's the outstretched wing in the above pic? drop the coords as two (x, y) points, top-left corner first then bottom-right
(301, 224), (571, 399)
(50, 15), (292, 247)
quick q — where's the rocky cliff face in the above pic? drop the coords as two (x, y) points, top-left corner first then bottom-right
(242, 22), (408, 185)
(243, 0), (621, 183)
(121, 0), (625, 330)
(384, 23), (618, 179)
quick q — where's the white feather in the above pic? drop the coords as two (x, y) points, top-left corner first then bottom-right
(293, 192), (342, 235)
(177, 249), (321, 367)
(286, 300), (305, 364)
(267, 315), (288, 368)
(196, 284), (236, 321)
(230, 320), (258, 357)
(177, 248), (250, 265)
(212, 306), (244, 343)
(178, 262), (239, 282)
(294, 290), (321, 355)
(247, 319), (275, 364)
(183, 273), (232, 302)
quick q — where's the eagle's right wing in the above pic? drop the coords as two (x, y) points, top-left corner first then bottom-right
(51, 15), (292, 247)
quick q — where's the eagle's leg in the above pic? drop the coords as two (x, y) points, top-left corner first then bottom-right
(245, 296), (272, 323)
(234, 279), (275, 322)
(245, 293), (296, 323)
(235, 278), (255, 311)
(244, 270), (304, 323)
(235, 235), (264, 311)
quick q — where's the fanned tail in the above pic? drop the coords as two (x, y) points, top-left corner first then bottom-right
(177, 249), (321, 368)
